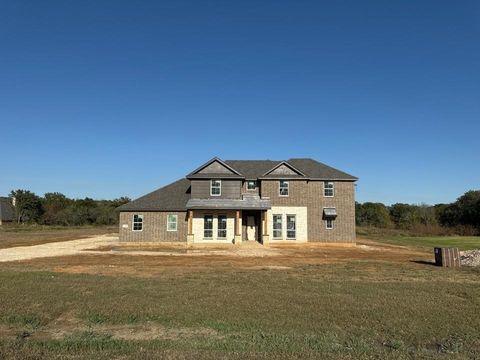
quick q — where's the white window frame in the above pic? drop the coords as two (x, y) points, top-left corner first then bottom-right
(167, 214), (177, 232)
(132, 214), (143, 232)
(217, 215), (227, 239)
(326, 218), (334, 230)
(204, 215), (213, 239)
(246, 180), (257, 191)
(324, 181), (334, 197)
(272, 214), (283, 239)
(210, 179), (221, 196)
(279, 180), (289, 197)
(286, 214), (296, 239)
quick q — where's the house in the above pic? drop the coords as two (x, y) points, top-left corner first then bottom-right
(0, 197), (15, 225)
(118, 157), (358, 245)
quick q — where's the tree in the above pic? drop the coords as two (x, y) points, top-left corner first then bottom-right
(356, 202), (391, 227)
(9, 189), (43, 223)
(41, 192), (71, 225)
(389, 203), (419, 229)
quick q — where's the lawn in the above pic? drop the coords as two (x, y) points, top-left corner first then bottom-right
(357, 227), (480, 250)
(0, 245), (479, 359)
(0, 225), (117, 249)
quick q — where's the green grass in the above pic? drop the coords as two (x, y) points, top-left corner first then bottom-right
(378, 235), (480, 250)
(357, 227), (480, 250)
(0, 261), (480, 359)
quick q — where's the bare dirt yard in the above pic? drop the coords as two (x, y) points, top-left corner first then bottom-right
(0, 231), (479, 359)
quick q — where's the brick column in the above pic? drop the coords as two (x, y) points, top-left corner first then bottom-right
(234, 210), (242, 244)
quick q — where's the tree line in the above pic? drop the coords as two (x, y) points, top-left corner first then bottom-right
(356, 190), (480, 235)
(8, 190), (130, 226)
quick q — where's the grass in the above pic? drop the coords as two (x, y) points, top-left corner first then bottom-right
(0, 225), (117, 249)
(358, 227), (480, 250)
(0, 260), (480, 359)
(0, 227), (479, 358)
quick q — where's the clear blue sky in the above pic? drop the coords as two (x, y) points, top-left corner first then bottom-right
(1, 0), (479, 205)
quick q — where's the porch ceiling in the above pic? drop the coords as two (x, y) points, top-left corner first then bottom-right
(186, 198), (271, 210)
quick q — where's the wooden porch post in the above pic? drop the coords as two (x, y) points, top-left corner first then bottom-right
(188, 210), (193, 235)
(235, 210), (240, 236)
(263, 210), (268, 235)
(234, 210), (242, 244)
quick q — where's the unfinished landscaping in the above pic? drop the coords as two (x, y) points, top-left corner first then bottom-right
(0, 230), (480, 359)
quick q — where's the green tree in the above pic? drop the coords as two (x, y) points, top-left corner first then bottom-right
(9, 189), (43, 223)
(389, 203), (419, 229)
(356, 202), (391, 227)
(41, 192), (71, 225)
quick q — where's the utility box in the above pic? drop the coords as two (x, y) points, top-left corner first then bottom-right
(434, 247), (461, 268)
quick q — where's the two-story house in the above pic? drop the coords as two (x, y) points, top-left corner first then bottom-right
(118, 157), (358, 245)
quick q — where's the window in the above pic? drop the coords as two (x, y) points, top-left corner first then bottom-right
(286, 215), (296, 239)
(324, 182), (334, 197)
(218, 215), (227, 239)
(247, 180), (257, 190)
(273, 214), (283, 239)
(204, 215), (213, 238)
(211, 179), (221, 196)
(132, 214), (143, 231)
(167, 214), (177, 231)
(279, 180), (289, 196)
(326, 218), (334, 230)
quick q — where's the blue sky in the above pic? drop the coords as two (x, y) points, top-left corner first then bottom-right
(1, 0), (479, 205)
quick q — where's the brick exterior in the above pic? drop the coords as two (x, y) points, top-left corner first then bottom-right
(119, 211), (187, 242)
(261, 180), (355, 242)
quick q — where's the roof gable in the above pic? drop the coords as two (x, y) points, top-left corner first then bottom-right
(186, 157), (244, 179)
(262, 161), (306, 178)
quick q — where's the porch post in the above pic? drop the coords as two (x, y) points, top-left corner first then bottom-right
(234, 210), (242, 244)
(262, 210), (270, 246)
(187, 210), (194, 244)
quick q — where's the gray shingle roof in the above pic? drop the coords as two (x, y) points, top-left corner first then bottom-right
(117, 178), (191, 212)
(226, 158), (357, 180)
(0, 197), (14, 222)
(186, 198), (271, 210)
(287, 158), (358, 180)
(118, 158), (357, 212)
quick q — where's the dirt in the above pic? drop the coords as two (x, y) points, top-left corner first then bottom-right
(0, 235), (117, 262)
(0, 237), (427, 278)
(0, 311), (219, 341)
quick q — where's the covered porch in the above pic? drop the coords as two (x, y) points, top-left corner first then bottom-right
(185, 198), (271, 245)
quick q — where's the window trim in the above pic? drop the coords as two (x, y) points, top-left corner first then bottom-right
(324, 181), (334, 197)
(167, 214), (178, 232)
(326, 218), (334, 230)
(217, 215), (227, 239)
(203, 214), (214, 239)
(272, 214), (283, 239)
(210, 179), (222, 196)
(246, 180), (257, 191)
(286, 214), (296, 239)
(279, 180), (289, 197)
(132, 214), (143, 232)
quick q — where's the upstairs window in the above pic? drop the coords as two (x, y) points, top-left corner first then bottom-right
(167, 214), (177, 231)
(247, 180), (257, 190)
(211, 179), (221, 196)
(279, 180), (289, 196)
(324, 182), (334, 197)
(132, 214), (143, 231)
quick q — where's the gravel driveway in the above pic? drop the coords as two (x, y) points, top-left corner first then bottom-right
(0, 235), (118, 262)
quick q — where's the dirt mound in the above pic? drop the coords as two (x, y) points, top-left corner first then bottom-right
(460, 249), (480, 267)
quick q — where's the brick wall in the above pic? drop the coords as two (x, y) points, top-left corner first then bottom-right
(261, 180), (355, 242)
(119, 211), (187, 242)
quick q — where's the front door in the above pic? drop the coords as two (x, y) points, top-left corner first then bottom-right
(246, 216), (256, 241)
